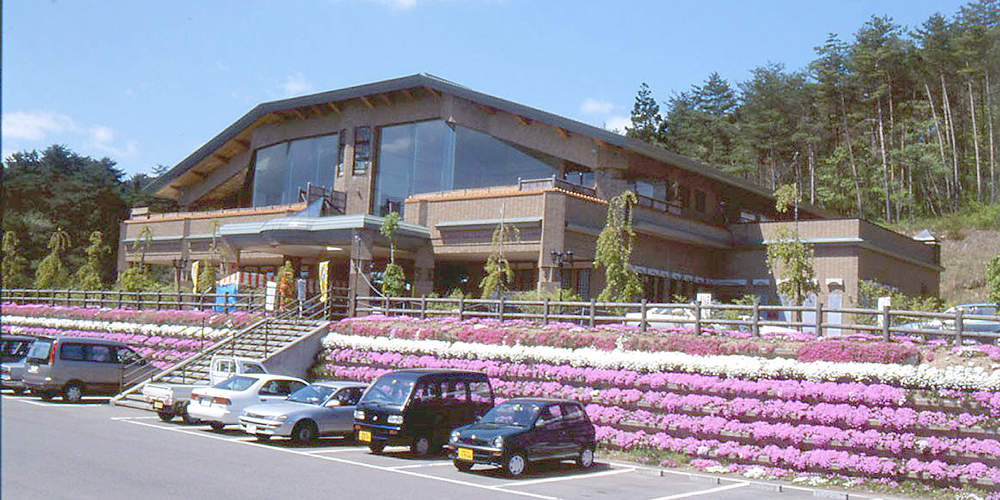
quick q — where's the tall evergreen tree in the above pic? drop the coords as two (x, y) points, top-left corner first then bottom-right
(626, 83), (662, 143)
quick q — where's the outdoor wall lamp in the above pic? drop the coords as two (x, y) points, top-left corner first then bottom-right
(550, 250), (574, 301)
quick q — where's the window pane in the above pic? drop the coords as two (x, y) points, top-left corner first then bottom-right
(454, 126), (556, 189)
(252, 143), (289, 206)
(373, 120), (452, 216)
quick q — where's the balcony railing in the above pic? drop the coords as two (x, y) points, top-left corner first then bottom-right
(518, 176), (597, 198)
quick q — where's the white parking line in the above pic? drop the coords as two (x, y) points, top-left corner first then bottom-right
(389, 462), (456, 470)
(13, 398), (107, 408)
(496, 467), (635, 488)
(306, 447), (369, 454)
(116, 418), (559, 500)
(645, 481), (750, 500)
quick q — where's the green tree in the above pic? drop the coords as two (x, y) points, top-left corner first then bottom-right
(379, 211), (407, 297)
(34, 227), (71, 289)
(480, 218), (519, 299)
(594, 191), (643, 303)
(1, 231), (30, 288)
(765, 185), (818, 306)
(3, 145), (127, 281)
(117, 227), (161, 292)
(625, 82), (662, 143)
(988, 252), (1000, 306)
(74, 230), (108, 290)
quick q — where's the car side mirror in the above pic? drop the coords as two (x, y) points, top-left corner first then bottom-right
(475, 415), (482, 423)
(325, 399), (342, 407)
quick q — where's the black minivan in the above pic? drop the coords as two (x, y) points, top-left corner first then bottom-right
(353, 369), (494, 456)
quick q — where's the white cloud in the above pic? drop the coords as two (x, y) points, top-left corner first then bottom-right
(280, 72), (315, 97)
(580, 98), (615, 115)
(1, 111), (77, 141)
(1, 110), (138, 159)
(89, 126), (139, 158)
(604, 116), (630, 134)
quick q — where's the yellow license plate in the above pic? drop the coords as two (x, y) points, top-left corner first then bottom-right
(152, 401), (164, 410)
(458, 448), (474, 460)
(358, 430), (371, 442)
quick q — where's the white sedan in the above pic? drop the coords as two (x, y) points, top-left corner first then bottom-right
(188, 374), (308, 431)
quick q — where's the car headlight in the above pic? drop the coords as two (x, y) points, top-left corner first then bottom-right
(450, 430), (460, 443)
(387, 414), (403, 425)
(353, 410), (365, 420)
(492, 435), (504, 449)
(268, 414), (288, 422)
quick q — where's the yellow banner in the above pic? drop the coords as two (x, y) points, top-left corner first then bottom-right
(191, 261), (200, 292)
(319, 261), (329, 302)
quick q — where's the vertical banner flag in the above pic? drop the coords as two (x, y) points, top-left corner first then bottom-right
(191, 261), (200, 291)
(319, 261), (330, 303)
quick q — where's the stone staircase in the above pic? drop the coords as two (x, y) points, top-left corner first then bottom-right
(111, 317), (330, 411)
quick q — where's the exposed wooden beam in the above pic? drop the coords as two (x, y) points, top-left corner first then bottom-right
(478, 104), (497, 115)
(360, 96), (375, 109)
(327, 102), (342, 114)
(291, 108), (307, 120)
(264, 113), (283, 123)
(235, 138), (250, 149)
(401, 89), (414, 101)
(592, 138), (607, 148)
(213, 154), (230, 164)
(423, 86), (440, 98)
(379, 94), (393, 106)
(311, 105), (327, 116)
(515, 114), (531, 127)
(553, 126), (569, 139)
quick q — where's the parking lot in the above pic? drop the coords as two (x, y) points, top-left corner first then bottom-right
(2, 393), (903, 500)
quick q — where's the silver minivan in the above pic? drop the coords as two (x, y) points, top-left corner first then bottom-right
(22, 336), (158, 402)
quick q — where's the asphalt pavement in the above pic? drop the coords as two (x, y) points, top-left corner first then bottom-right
(1, 393), (912, 500)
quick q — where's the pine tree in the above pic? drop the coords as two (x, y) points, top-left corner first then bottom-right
(626, 83), (662, 143)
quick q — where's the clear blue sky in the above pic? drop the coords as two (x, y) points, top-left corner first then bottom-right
(2, 0), (971, 177)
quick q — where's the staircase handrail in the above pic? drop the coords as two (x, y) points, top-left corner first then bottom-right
(110, 317), (269, 405)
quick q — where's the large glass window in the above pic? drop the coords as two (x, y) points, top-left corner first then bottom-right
(251, 134), (338, 207)
(372, 120), (557, 216)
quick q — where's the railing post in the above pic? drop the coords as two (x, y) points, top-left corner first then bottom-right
(117, 290), (123, 309)
(752, 299), (760, 337)
(815, 302), (823, 338)
(694, 301), (702, 335)
(543, 298), (550, 324)
(640, 299), (648, 333)
(589, 299), (596, 328)
(954, 309), (965, 346)
(420, 296), (427, 320)
(499, 296), (506, 322)
(881, 305), (891, 342)
(459, 297), (465, 321)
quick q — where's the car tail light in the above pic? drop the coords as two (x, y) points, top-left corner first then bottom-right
(0, 366), (8, 375)
(47, 345), (57, 364)
(190, 394), (201, 402)
(213, 397), (231, 405)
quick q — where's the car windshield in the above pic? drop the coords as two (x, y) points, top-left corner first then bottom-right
(480, 401), (542, 427)
(25, 340), (52, 363)
(967, 305), (998, 316)
(1, 340), (31, 360)
(287, 384), (337, 405)
(214, 376), (256, 392)
(359, 374), (414, 406)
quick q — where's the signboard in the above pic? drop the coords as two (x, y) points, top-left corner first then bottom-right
(877, 296), (892, 328)
(296, 279), (307, 302)
(696, 293), (712, 307)
(191, 261), (200, 292)
(265, 281), (277, 312)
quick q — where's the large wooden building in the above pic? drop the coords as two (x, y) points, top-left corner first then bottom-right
(123, 74), (941, 308)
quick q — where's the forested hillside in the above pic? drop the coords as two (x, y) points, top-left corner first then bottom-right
(626, 0), (999, 224)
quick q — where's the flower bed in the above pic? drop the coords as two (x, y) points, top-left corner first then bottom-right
(1, 314), (234, 370)
(0, 303), (262, 329)
(313, 318), (1000, 490)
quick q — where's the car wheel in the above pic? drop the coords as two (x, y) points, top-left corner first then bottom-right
(576, 445), (595, 469)
(503, 452), (527, 478)
(180, 404), (198, 425)
(411, 435), (431, 456)
(63, 383), (84, 403)
(291, 421), (318, 444)
(209, 421), (225, 432)
(12, 388), (24, 395)
(156, 410), (175, 422)
(368, 442), (386, 454)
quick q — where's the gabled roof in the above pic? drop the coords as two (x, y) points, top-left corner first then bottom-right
(147, 73), (830, 218)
